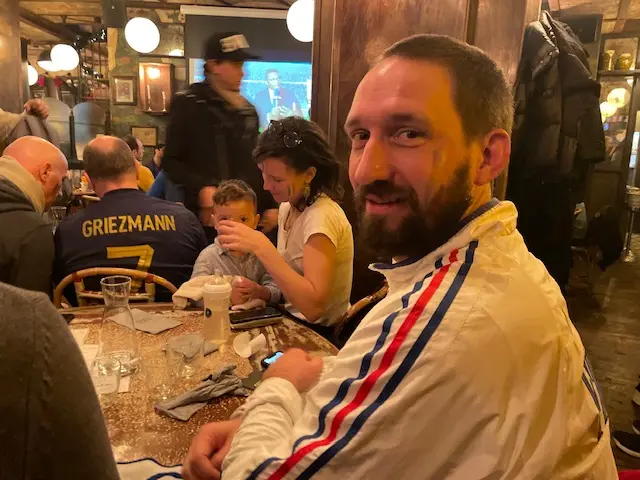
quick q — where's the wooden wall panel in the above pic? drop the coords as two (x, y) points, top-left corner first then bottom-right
(474, 0), (541, 199)
(474, 0), (541, 85)
(0, 0), (23, 113)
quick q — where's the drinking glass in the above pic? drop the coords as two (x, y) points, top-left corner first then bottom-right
(166, 334), (205, 379)
(49, 206), (67, 233)
(99, 276), (140, 375)
(90, 356), (121, 410)
(143, 351), (183, 402)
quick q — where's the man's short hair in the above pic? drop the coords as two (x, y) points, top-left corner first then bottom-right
(83, 137), (136, 181)
(121, 134), (140, 152)
(381, 34), (514, 139)
(214, 179), (257, 210)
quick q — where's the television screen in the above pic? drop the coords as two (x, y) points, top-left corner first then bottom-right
(190, 58), (312, 130)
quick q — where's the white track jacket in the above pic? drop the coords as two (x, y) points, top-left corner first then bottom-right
(223, 200), (617, 479)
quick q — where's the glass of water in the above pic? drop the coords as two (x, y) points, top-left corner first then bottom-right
(143, 351), (182, 402)
(166, 334), (205, 379)
(91, 356), (121, 410)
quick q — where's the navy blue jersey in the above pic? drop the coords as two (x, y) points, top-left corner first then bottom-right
(54, 189), (207, 302)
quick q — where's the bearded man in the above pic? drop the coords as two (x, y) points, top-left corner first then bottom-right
(182, 34), (617, 480)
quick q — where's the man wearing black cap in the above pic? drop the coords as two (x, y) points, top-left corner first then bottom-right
(162, 32), (278, 239)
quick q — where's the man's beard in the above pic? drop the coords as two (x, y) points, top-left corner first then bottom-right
(355, 166), (472, 263)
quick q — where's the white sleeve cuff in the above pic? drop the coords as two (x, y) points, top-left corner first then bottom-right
(231, 377), (304, 422)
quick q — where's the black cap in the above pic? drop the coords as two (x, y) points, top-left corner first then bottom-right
(204, 32), (260, 62)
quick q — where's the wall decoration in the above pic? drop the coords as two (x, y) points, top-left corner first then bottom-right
(139, 62), (174, 114)
(130, 125), (158, 146)
(113, 76), (137, 105)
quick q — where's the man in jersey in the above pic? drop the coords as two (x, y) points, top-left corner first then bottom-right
(54, 136), (207, 303)
(183, 35), (616, 480)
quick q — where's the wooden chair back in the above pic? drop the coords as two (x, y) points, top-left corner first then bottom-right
(334, 282), (388, 347)
(53, 267), (178, 308)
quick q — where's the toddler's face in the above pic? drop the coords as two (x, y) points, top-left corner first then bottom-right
(214, 199), (259, 230)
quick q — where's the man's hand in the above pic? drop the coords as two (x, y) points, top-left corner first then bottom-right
(259, 208), (279, 234)
(183, 419), (241, 480)
(24, 99), (49, 119)
(263, 348), (323, 392)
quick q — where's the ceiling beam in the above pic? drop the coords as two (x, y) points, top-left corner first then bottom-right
(126, 1), (181, 9)
(614, 0), (633, 32)
(20, 8), (108, 58)
(20, 7), (81, 43)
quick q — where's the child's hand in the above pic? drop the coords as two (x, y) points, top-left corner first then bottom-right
(231, 282), (249, 305)
(232, 277), (270, 303)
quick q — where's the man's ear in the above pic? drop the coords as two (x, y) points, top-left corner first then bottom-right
(39, 163), (52, 183)
(474, 129), (511, 186)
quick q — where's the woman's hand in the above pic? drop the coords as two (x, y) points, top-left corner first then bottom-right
(217, 221), (273, 256)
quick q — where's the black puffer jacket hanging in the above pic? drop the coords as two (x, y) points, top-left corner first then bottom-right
(507, 11), (606, 292)
(509, 10), (605, 193)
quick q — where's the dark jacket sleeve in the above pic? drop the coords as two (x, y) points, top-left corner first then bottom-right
(0, 285), (119, 479)
(12, 223), (54, 296)
(163, 93), (217, 192)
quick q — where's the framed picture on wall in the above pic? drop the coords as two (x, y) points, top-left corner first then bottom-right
(139, 62), (175, 114)
(113, 76), (137, 105)
(130, 126), (158, 147)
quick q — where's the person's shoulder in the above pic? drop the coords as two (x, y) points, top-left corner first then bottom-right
(308, 196), (350, 222)
(198, 241), (224, 257)
(0, 207), (51, 240)
(172, 83), (208, 108)
(145, 197), (199, 222)
(0, 282), (52, 319)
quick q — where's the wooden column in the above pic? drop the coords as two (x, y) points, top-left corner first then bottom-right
(311, 0), (542, 300)
(0, 0), (23, 113)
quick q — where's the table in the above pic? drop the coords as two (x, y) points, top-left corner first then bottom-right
(66, 303), (338, 466)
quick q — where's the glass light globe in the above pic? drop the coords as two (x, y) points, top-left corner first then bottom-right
(51, 44), (79, 71)
(27, 65), (39, 86)
(125, 17), (160, 54)
(287, 0), (314, 43)
(607, 87), (630, 108)
(600, 101), (617, 120)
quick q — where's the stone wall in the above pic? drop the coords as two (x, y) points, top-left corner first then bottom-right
(108, 21), (185, 163)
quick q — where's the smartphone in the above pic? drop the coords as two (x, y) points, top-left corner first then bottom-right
(261, 351), (284, 369)
(229, 307), (282, 325)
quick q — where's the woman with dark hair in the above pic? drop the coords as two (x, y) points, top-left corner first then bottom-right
(217, 117), (354, 329)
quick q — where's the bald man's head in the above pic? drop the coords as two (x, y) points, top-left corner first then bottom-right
(4, 136), (68, 208)
(83, 136), (137, 196)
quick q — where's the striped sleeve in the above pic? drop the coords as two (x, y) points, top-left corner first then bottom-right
(223, 378), (304, 478)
